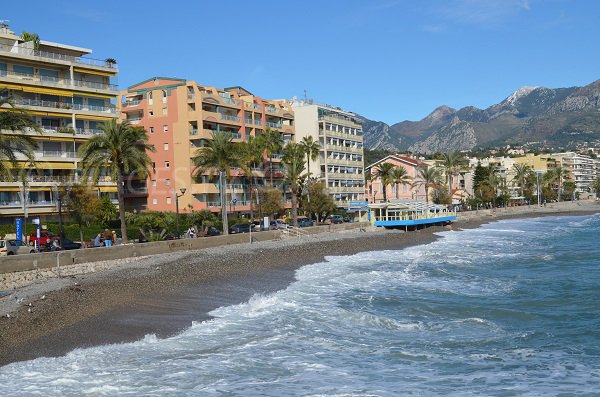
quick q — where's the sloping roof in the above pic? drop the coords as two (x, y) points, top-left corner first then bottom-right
(365, 154), (423, 171)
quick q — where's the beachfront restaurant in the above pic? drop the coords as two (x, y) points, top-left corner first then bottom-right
(368, 200), (456, 229)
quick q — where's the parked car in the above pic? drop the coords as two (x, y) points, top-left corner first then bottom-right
(45, 238), (82, 251)
(0, 239), (36, 256)
(327, 215), (344, 224)
(269, 219), (288, 230)
(229, 223), (253, 234)
(201, 226), (221, 237)
(297, 217), (314, 227)
(28, 230), (56, 247)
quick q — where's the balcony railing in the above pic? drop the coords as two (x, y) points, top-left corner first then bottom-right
(220, 114), (241, 122)
(127, 118), (142, 124)
(122, 100), (140, 107)
(266, 121), (282, 129)
(0, 43), (118, 70)
(8, 98), (117, 113)
(75, 128), (103, 135)
(221, 97), (239, 105)
(0, 200), (57, 207)
(38, 150), (78, 159)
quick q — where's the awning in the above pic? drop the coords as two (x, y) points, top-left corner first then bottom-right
(0, 187), (20, 192)
(0, 83), (24, 90)
(75, 114), (114, 121)
(22, 86), (73, 97)
(73, 67), (116, 77)
(34, 162), (77, 170)
(98, 186), (117, 192)
(28, 111), (73, 118)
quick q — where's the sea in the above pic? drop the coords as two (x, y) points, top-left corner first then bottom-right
(1, 214), (599, 396)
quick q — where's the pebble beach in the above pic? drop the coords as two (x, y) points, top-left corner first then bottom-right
(1, 201), (598, 367)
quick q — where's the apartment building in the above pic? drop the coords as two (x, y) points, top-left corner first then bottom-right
(552, 152), (597, 193)
(119, 77), (295, 214)
(287, 99), (365, 208)
(365, 154), (422, 203)
(0, 23), (119, 222)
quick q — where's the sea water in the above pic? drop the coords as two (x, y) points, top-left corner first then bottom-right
(1, 214), (599, 396)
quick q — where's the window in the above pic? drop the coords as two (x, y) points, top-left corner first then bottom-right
(163, 125), (168, 133)
(163, 143), (169, 151)
(151, 180), (157, 187)
(149, 126), (154, 133)
(148, 91), (153, 105)
(165, 161), (170, 169)
(152, 198), (158, 205)
(162, 90), (167, 103)
(165, 179), (171, 186)
(166, 197), (172, 205)
(149, 111), (154, 116)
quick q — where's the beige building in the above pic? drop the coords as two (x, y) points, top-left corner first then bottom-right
(287, 99), (365, 208)
(0, 22), (119, 222)
(552, 152), (596, 193)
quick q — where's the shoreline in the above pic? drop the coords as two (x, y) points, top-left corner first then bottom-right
(1, 202), (598, 367)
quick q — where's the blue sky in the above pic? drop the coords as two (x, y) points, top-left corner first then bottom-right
(3, 0), (599, 124)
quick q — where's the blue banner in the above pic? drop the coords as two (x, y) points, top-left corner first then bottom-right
(15, 218), (23, 243)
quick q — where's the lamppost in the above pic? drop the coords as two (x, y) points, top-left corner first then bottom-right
(175, 187), (186, 239)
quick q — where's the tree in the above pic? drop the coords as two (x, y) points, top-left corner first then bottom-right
(562, 180), (577, 201)
(441, 152), (467, 189)
(79, 119), (155, 243)
(65, 185), (101, 244)
(192, 131), (238, 235)
(188, 210), (218, 233)
(97, 195), (117, 225)
(512, 163), (532, 200)
(20, 32), (40, 50)
(0, 91), (40, 180)
(550, 166), (569, 202)
(257, 187), (283, 219)
(392, 166), (412, 199)
(258, 128), (283, 186)
(413, 166), (443, 205)
(374, 162), (396, 202)
(484, 170), (499, 207)
(300, 181), (336, 223)
(592, 177), (600, 197)
(299, 136), (320, 177)
(282, 143), (306, 227)
(236, 136), (263, 219)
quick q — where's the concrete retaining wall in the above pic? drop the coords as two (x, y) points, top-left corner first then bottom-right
(0, 223), (369, 274)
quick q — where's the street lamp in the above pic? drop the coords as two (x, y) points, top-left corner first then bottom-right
(535, 170), (544, 206)
(175, 187), (186, 239)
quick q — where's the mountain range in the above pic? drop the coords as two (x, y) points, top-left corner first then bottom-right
(358, 79), (600, 154)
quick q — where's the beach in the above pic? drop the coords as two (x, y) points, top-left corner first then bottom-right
(1, 201), (598, 367)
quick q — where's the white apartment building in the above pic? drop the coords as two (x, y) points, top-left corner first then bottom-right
(552, 152), (597, 193)
(287, 99), (365, 208)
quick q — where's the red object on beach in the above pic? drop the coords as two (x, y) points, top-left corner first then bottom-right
(28, 230), (57, 247)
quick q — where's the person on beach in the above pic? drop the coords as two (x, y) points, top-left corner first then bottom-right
(103, 229), (113, 247)
(93, 234), (103, 247)
(111, 231), (117, 245)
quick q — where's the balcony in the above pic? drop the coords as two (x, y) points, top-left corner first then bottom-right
(326, 157), (363, 166)
(319, 128), (364, 140)
(220, 114), (241, 123)
(266, 121), (282, 129)
(318, 114), (361, 128)
(7, 98), (117, 115)
(122, 100), (141, 108)
(75, 128), (104, 136)
(0, 70), (117, 92)
(0, 43), (118, 71)
(127, 118), (142, 124)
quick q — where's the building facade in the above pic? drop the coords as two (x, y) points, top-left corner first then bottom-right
(365, 154), (422, 203)
(288, 99), (365, 208)
(119, 78), (295, 214)
(0, 23), (119, 223)
(552, 152), (597, 193)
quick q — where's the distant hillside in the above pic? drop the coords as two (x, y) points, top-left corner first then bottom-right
(359, 79), (600, 154)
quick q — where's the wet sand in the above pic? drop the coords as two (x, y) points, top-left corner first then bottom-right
(1, 204), (598, 367)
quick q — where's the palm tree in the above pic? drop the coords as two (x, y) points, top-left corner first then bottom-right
(282, 143), (306, 228)
(413, 166), (443, 206)
(0, 92), (40, 180)
(299, 136), (320, 177)
(79, 119), (155, 243)
(484, 170), (499, 207)
(551, 166), (570, 202)
(192, 131), (238, 235)
(392, 166), (413, 199)
(258, 128), (283, 186)
(374, 163), (396, 202)
(512, 163), (532, 201)
(236, 136), (263, 219)
(441, 152), (467, 190)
